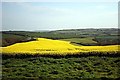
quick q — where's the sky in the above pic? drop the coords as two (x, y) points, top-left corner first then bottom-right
(2, 0), (119, 31)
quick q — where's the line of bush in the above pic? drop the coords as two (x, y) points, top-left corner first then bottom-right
(2, 51), (120, 59)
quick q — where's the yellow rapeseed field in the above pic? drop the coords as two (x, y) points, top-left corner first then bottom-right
(0, 38), (119, 55)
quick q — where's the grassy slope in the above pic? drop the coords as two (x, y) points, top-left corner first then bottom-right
(2, 56), (120, 79)
(1, 33), (27, 47)
(1, 28), (119, 46)
(60, 37), (98, 46)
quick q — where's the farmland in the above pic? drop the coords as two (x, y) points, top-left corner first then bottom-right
(60, 37), (98, 46)
(1, 38), (119, 56)
(1, 28), (120, 79)
(1, 28), (120, 47)
(2, 56), (120, 79)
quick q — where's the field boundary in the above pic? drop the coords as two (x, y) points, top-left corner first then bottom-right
(2, 51), (120, 59)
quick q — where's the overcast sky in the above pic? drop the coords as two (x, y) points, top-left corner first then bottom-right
(2, 0), (119, 31)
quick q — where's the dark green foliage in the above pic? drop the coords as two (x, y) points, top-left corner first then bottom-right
(2, 51), (120, 59)
(2, 56), (120, 79)
(94, 36), (120, 45)
(1, 32), (35, 47)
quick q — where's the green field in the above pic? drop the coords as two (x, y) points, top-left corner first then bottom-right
(2, 56), (120, 79)
(60, 37), (98, 46)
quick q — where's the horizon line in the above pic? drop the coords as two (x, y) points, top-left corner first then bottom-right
(1, 28), (119, 32)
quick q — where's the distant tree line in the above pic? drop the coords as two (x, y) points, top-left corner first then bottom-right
(93, 36), (120, 46)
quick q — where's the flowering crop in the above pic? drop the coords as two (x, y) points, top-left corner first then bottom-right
(0, 38), (119, 55)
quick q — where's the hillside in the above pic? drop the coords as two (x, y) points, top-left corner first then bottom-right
(1, 28), (120, 47)
(1, 28), (120, 79)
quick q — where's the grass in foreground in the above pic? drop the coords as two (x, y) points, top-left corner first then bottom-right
(2, 56), (120, 79)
